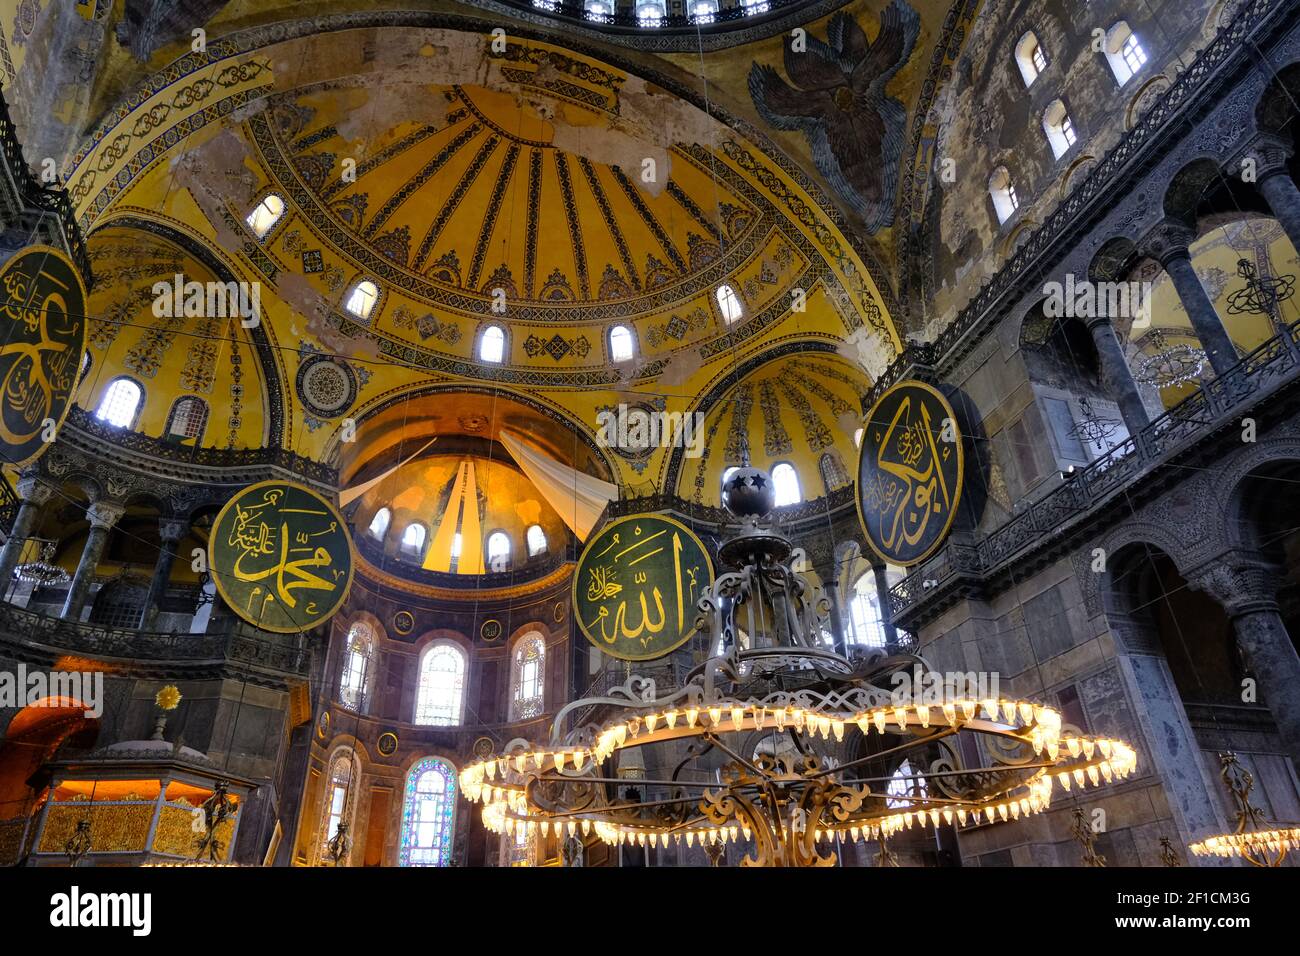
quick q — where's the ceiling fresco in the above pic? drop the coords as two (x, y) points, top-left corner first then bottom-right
(53, 21), (901, 498)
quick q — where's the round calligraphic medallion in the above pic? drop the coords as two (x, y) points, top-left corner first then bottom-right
(0, 246), (87, 467)
(573, 513), (713, 662)
(208, 480), (355, 633)
(377, 732), (399, 757)
(856, 381), (964, 567)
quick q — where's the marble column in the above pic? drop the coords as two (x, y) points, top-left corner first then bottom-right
(1143, 220), (1239, 376)
(1242, 134), (1300, 256)
(139, 518), (188, 629)
(1191, 557), (1300, 774)
(0, 473), (54, 594)
(61, 500), (125, 621)
(822, 577), (848, 655)
(872, 562), (900, 648)
(1086, 316), (1151, 432)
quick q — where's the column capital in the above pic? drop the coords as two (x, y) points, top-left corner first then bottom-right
(1237, 132), (1294, 181)
(15, 474), (53, 505)
(1139, 219), (1197, 266)
(1186, 553), (1282, 617)
(158, 518), (189, 544)
(86, 500), (126, 531)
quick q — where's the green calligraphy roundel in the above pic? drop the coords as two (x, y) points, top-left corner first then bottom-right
(0, 246), (88, 467)
(573, 513), (714, 662)
(856, 380), (965, 567)
(209, 480), (355, 633)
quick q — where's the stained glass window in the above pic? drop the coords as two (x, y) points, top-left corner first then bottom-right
(320, 751), (354, 862)
(399, 757), (456, 867)
(415, 643), (466, 726)
(511, 634), (546, 721)
(339, 622), (374, 712)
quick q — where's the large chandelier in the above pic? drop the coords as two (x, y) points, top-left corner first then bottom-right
(461, 469), (1138, 866)
(1188, 752), (1300, 867)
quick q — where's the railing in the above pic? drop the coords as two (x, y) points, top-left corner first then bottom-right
(0, 90), (90, 284)
(353, 533), (574, 589)
(0, 601), (310, 676)
(888, 318), (1300, 618)
(63, 408), (338, 485)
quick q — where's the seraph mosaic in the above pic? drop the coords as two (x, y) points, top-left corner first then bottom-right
(747, 0), (920, 234)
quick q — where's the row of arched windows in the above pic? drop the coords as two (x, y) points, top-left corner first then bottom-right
(94, 376), (209, 442)
(573, 0), (768, 26)
(990, 21), (1150, 225)
(244, 193), (749, 359)
(367, 508), (549, 570)
(339, 623), (546, 724)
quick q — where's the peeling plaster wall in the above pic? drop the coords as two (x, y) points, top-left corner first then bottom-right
(919, 0), (1223, 336)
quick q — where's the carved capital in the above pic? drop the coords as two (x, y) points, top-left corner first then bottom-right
(15, 474), (53, 505)
(86, 500), (126, 531)
(1187, 555), (1282, 617)
(1237, 132), (1295, 181)
(158, 519), (189, 543)
(1139, 219), (1197, 266)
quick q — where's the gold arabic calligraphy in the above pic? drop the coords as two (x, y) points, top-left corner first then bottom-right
(577, 519), (706, 657)
(861, 392), (957, 560)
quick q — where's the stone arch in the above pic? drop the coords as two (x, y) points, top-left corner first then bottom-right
(1088, 236), (1141, 283)
(1085, 522), (1199, 621)
(1255, 61), (1300, 136)
(1213, 434), (1300, 552)
(1162, 157), (1226, 224)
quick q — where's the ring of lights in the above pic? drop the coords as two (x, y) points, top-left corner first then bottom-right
(461, 692), (1137, 859)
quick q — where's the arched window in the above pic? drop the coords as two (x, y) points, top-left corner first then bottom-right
(398, 757), (457, 867)
(854, 427), (864, 448)
(847, 574), (888, 648)
(742, 0), (770, 13)
(79, 350), (92, 384)
(510, 633), (546, 721)
(339, 622), (374, 712)
(609, 324), (635, 362)
(771, 462), (801, 506)
(886, 759), (928, 809)
(1014, 31), (1047, 87)
(415, 643), (467, 726)
(487, 531), (511, 573)
(1103, 21), (1147, 86)
(819, 451), (851, 494)
(165, 396), (208, 443)
(636, 1), (664, 26)
(245, 194), (285, 238)
(1042, 99), (1078, 159)
(988, 166), (1019, 225)
(716, 284), (744, 324)
(479, 325), (505, 363)
(320, 751), (354, 863)
(584, 0), (610, 17)
(344, 280), (379, 321)
(690, 0), (717, 22)
(368, 507), (391, 540)
(400, 522), (427, 557)
(526, 524), (547, 557)
(96, 377), (142, 428)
